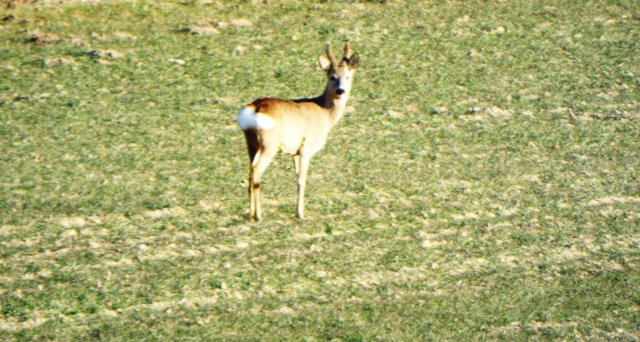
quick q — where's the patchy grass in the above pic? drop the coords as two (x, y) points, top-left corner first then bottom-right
(1, 0), (639, 339)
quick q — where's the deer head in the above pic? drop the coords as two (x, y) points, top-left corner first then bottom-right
(319, 42), (360, 100)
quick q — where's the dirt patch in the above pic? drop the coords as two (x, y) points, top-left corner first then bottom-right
(21, 29), (63, 44)
(0, 317), (49, 332)
(6, 0), (130, 9)
(143, 207), (188, 219)
(4, 0), (39, 9)
(180, 26), (219, 36)
(587, 196), (640, 206)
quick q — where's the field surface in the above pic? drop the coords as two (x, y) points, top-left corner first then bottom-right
(1, 0), (639, 340)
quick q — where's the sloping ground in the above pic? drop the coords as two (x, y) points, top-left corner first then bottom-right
(1, 0), (639, 339)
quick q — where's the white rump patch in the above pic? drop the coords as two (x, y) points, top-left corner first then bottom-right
(237, 107), (256, 130)
(237, 106), (275, 130)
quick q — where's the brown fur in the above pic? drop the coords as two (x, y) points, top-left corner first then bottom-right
(239, 42), (359, 221)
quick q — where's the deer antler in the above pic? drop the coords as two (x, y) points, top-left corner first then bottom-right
(343, 41), (352, 59)
(326, 42), (339, 67)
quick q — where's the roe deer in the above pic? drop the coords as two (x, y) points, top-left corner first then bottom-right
(237, 42), (360, 220)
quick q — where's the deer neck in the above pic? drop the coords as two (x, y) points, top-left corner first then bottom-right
(318, 88), (349, 126)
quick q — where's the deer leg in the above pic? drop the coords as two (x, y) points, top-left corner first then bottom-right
(248, 151), (260, 220)
(250, 147), (277, 221)
(293, 155), (301, 176)
(244, 130), (260, 220)
(296, 153), (313, 219)
(248, 168), (256, 220)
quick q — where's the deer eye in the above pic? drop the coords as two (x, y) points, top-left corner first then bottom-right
(330, 75), (337, 81)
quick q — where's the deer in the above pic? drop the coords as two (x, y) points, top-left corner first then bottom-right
(236, 42), (360, 221)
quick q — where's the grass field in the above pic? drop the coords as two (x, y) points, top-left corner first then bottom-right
(1, 0), (639, 339)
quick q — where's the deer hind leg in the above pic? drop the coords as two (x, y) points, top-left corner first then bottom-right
(244, 130), (261, 220)
(250, 146), (277, 221)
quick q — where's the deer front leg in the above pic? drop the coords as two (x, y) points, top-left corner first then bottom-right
(293, 154), (301, 176)
(296, 153), (312, 219)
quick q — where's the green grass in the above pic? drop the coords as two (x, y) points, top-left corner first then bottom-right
(1, 0), (639, 339)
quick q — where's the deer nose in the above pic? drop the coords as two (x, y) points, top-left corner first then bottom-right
(336, 88), (345, 95)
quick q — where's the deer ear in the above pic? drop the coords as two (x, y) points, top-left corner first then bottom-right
(318, 55), (332, 72)
(348, 53), (360, 69)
